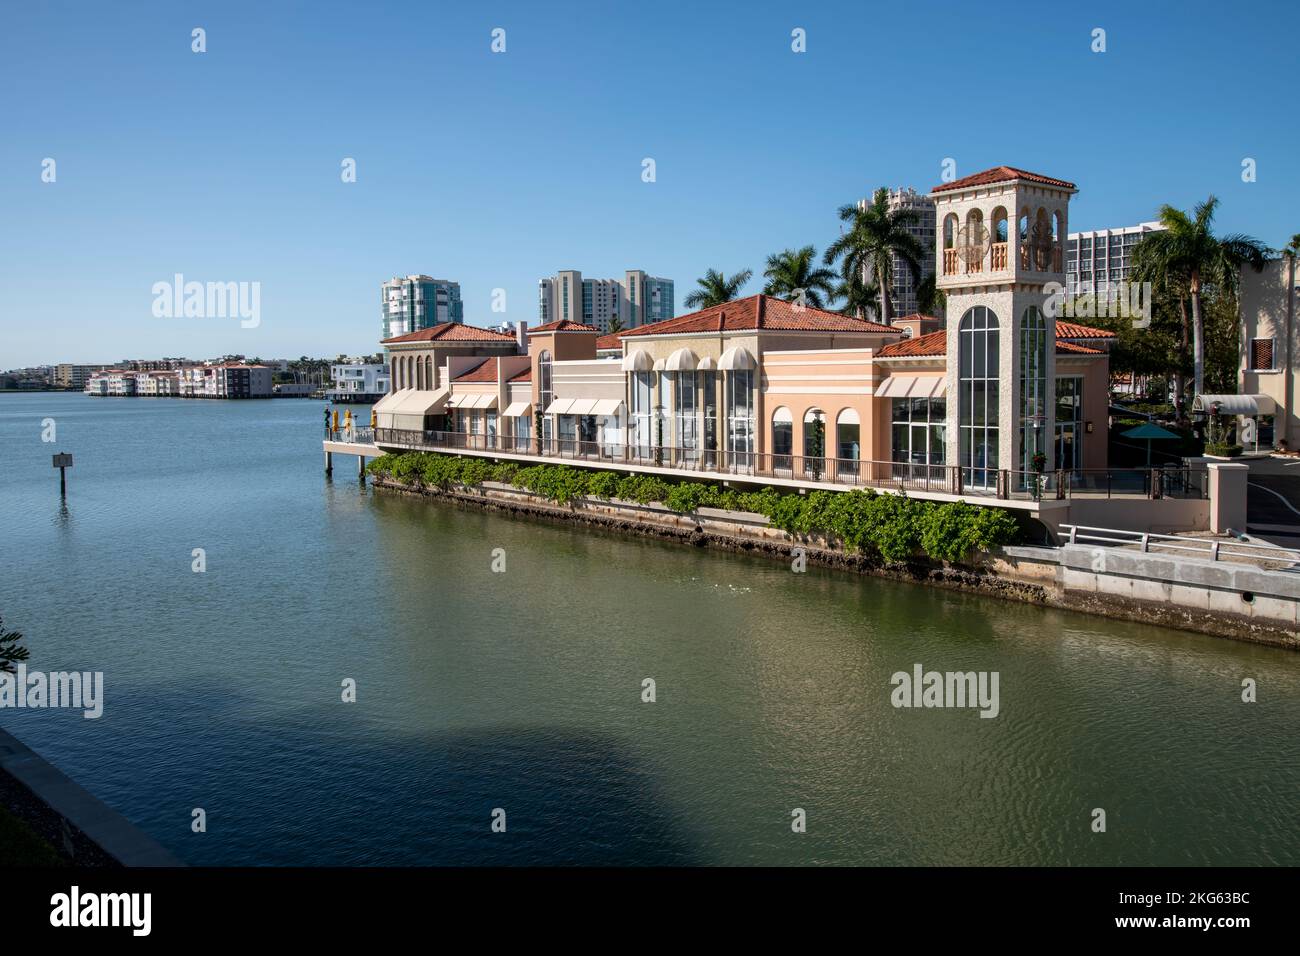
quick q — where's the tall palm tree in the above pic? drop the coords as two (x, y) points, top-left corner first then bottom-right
(916, 272), (946, 319)
(1130, 196), (1270, 397)
(823, 188), (927, 323)
(761, 246), (837, 309)
(683, 268), (752, 310)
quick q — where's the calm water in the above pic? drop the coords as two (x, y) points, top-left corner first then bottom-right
(0, 393), (1296, 866)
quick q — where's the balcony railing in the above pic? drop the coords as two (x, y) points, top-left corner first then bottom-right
(990, 242), (1008, 271)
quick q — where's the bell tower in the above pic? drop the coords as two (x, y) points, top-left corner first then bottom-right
(929, 167), (1076, 491)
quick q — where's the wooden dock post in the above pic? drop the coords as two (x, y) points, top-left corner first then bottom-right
(325, 449), (333, 474)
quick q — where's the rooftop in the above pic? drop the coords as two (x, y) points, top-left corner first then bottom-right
(931, 166), (1077, 195)
(621, 294), (898, 338)
(382, 323), (516, 345)
(877, 330), (1107, 359)
(453, 358), (499, 383)
(529, 319), (599, 334)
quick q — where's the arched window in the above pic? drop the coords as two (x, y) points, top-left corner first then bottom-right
(942, 214), (958, 249)
(836, 408), (861, 476)
(958, 306), (1000, 487)
(802, 408), (825, 478)
(1034, 208), (1051, 270)
(538, 350), (553, 449)
(417, 356), (426, 390)
(1018, 307), (1048, 484)
(771, 407), (793, 472)
(725, 370), (755, 468)
(992, 206), (1008, 243)
(422, 355), (432, 390)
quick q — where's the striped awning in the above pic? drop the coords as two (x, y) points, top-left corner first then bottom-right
(875, 376), (945, 399)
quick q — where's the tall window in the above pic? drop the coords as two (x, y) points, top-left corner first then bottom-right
(513, 410), (531, 451)
(631, 371), (653, 456)
(958, 306), (999, 487)
(772, 408), (793, 471)
(701, 371), (718, 465)
(1054, 377), (1083, 471)
(675, 371), (697, 456)
(836, 409), (861, 476)
(725, 370), (755, 466)
(1019, 307), (1048, 481)
(539, 350), (553, 448)
(891, 397), (946, 478)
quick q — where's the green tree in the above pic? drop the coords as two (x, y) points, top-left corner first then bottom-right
(833, 271), (880, 320)
(607, 315), (623, 334)
(683, 268), (753, 310)
(824, 187), (927, 323)
(1, 616), (30, 674)
(761, 245), (837, 309)
(1129, 196), (1270, 398)
(916, 272), (946, 319)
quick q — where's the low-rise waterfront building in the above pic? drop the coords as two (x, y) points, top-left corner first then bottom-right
(1237, 256), (1298, 450)
(328, 362), (391, 403)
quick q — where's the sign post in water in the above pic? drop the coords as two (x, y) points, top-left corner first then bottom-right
(52, 452), (73, 496)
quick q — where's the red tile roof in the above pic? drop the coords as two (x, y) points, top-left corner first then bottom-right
(382, 323), (517, 345)
(453, 358), (498, 383)
(595, 333), (623, 350)
(507, 367), (532, 383)
(621, 294), (898, 338)
(877, 331), (1107, 359)
(877, 330), (946, 358)
(529, 319), (598, 333)
(891, 313), (936, 323)
(932, 166), (1076, 194)
(1055, 321), (1116, 339)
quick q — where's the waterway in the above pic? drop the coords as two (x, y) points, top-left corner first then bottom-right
(1, 393), (1296, 865)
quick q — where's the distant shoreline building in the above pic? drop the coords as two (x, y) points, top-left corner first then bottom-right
(1065, 221), (1164, 296)
(86, 364), (272, 399)
(538, 269), (673, 333)
(328, 361), (391, 403)
(381, 275), (463, 340)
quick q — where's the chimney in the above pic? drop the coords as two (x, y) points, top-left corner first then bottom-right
(516, 320), (528, 353)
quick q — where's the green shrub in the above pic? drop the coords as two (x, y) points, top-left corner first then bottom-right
(665, 482), (713, 514)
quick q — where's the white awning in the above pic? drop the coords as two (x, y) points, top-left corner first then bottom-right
(372, 389), (405, 412)
(876, 376), (945, 399)
(664, 348), (699, 371)
(592, 399), (624, 416)
(772, 406), (793, 424)
(653, 358), (666, 371)
(448, 393), (497, 410)
(391, 388), (450, 415)
(697, 356), (718, 372)
(544, 398), (574, 415)
(718, 346), (756, 371)
(1193, 393), (1276, 416)
(622, 349), (653, 372)
(564, 398), (600, 415)
(837, 408), (861, 425)
(502, 401), (532, 417)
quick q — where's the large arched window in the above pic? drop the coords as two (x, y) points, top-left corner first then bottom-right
(836, 408), (861, 476)
(958, 306), (999, 487)
(771, 407), (793, 473)
(538, 350), (553, 448)
(802, 407), (825, 478)
(1018, 306), (1049, 482)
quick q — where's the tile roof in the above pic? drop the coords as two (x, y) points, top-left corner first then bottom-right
(595, 333), (623, 350)
(507, 367), (532, 383)
(529, 319), (598, 333)
(876, 331), (1108, 359)
(1055, 321), (1116, 339)
(382, 323), (517, 345)
(453, 358), (498, 383)
(620, 294), (898, 338)
(932, 166), (1076, 194)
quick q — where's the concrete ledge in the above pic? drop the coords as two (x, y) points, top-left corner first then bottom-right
(0, 727), (181, 867)
(1059, 544), (1300, 601)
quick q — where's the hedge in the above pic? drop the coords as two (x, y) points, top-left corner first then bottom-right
(366, 452), (1020, 563)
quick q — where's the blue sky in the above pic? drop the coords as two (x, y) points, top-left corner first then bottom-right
(2, 0), (1297, 367)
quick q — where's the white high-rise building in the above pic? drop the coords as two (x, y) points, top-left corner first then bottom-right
(1065, 221), (1164, 296)
(538, 269), (674, 333)
(381, 275), (464, 339)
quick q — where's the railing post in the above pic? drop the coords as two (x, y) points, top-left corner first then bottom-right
(1055, 469), (1067, 500)
(1140, 533), (1150, 553)
(1148, 468), (1160, 500)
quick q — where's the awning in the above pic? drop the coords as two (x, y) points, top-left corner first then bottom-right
(371, 389), (405, 413)
(876, 376), (945, 399)
(664, 348), (699, 371)
(772, 406), (793, 424)
(1192, 393), (1276, 416)
(592, 399), (624, 417)
(563, 398), (600, 415)
(622, 349), (653, 372)
(391, 388), (450, 415)
(502, 401), (532, 417)
(718, 346), (756, 371)
(544, 398), (574, 415)
(697, 356), (718, 372)
(448, 393), (497, 410)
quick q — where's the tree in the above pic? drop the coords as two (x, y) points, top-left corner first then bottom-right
(1, 616), (30, 674)
(607, 316), (623, 334)
(761, 246), (837, 309)
(824, 188), (926, 323)
(833, 272), (879, 320)
(916, 272), (946, 319)
(683, 268), (752, 310)
(1129, 196), (1270, 398)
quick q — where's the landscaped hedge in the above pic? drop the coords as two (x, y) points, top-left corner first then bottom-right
(366, 452), (1020, 563)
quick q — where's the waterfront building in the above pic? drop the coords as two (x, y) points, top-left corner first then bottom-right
(1065, 220), (1163, 296)
(1237, 256), (1298, 450)
(328, 362), (391, 403)
(55, 364), (108, 389)
(177, 364), (273, 398)
(381, 275), (464, 340)
(538, 269), (674, 333)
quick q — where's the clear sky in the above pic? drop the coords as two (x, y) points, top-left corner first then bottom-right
(2, 0), (1297, 368)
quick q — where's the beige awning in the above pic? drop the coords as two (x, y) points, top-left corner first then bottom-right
(502, 401), (532, 417)
(664, 348), (699, 371)
(564, 398), (600, 415)
(592, 399), (624, 416)
(697, 356), (718, 372)
(877, 376), (945, 399)
(718, 346), (756, 371)
(1192, 393), (1276, 416)
(544, 398), (575, 415)
(448, 393), (497, 410)
(391, 388), (450, 415)
(622, 349), (653, 372)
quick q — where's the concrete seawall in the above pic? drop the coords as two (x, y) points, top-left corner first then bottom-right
(372, 478), (1299, 651)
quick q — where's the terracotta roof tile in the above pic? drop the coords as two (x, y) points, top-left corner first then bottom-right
(621, 294), (897, 338)
(595, 333), (623, 350)
(507, 367), (532, 383)
(1055, 321), (1116, 339)
(382, 323), (516, 345)
(932, 166), (1076, 194)
(453, 358), (498, 383)
(529, 319), (598, 333)
(877, 330), (946, 358)
(1055, 341), (1104, 355)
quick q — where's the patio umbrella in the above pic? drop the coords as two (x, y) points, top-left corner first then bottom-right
(1121, 422), (1180, 466)
(343, 409), (353, 429)
(370, 409), (377, 429)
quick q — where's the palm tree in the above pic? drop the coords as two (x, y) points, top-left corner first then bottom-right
(823, 188), (927, 323)
(832, 271), (880, 320)
(761, 246), (837, 309)
(1130, 196), (1270, 397)
(916, 273), (946, 319)
(607, 315), (623, 334)
(683, 268), (752, 310)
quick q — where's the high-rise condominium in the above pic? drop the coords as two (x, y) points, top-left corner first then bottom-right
(1065, 221), (1164, 296)
(381, 275), (464, 339)
(537, 269), (674, 333)
(858, 187), (937, 319)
